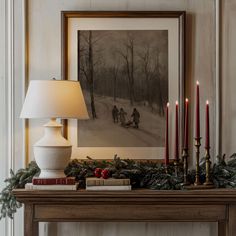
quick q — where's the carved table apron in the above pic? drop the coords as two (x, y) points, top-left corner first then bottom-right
(13, 189), (236, 236)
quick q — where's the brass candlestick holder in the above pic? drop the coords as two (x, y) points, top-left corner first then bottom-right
(165, 165), (169, 174)
(203, 147), (214, 187)
(194, 137), (202, 186)
(181, 148), (190, 186)
(174, 159), (179, 177)
(183, 140), (215, 190)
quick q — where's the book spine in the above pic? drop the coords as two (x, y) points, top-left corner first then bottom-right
(86, 179), (104, 186)
(32, 178), (75, 185)
(86, 185), (132, 191)
(86, 178), (130, 186)
(104, 179), (130, 186)
(25, 183), (78, 190)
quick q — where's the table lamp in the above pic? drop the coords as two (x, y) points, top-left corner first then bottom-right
(20, 80), (89, 178)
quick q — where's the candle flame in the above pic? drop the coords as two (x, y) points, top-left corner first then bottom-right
(196, 80), (199, 85)
(167, 102), (170, 107)
(185, 98), (189, 102)
(176, 101), (178, 105)
(206, 100), (209, 104)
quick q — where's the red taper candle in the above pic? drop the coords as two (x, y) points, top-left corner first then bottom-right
(184, 98), (189, 149)
(195, 81), (200, 138)
(165, 102), (169, 166)
(175, 101), (179, 160)
(205, 100), (210, 149)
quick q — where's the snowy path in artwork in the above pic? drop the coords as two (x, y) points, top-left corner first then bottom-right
(78, 93), (165, 147)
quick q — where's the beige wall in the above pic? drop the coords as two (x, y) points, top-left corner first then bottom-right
(27, 0), (218, 236)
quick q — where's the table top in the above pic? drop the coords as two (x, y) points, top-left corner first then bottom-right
(13, 188), (236, 204)
(13, 189), (236, 236)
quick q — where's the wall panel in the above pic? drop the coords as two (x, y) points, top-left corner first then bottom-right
(221, 0), (236, 157)
(0, 0), (7, 234)
(0, 0), (25, 235)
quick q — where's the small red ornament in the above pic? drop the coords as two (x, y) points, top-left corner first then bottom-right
(94, 168), (102, 178)
(101, 169), (109, 179)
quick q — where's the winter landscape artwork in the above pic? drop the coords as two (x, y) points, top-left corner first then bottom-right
(77, 30), (168, 147)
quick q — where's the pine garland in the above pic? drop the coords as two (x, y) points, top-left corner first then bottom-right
(1, 153), (236, 219)
(0, 162), (39, 219)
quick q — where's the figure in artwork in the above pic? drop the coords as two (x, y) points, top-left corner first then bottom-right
(131, 108), (140, 129)
(119, 108), (127, 127)
(112, 105), (119, 123)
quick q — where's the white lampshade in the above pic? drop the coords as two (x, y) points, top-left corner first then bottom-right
(20, 80), (89, 119)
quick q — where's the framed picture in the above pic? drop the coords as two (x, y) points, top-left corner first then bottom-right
(61, 11), (185, 159)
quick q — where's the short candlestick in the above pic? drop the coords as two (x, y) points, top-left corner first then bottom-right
(165, 165), (168, 174)
(203, 148), (214, 186)
(194, 137), (202, 186)
(174, 159), (179, 177)
(181, 148), (190, 186)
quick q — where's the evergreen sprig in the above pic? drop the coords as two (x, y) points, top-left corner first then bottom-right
(2, 154), (236, 220)
(0, 161), (40, 219)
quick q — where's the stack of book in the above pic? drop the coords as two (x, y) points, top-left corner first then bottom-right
(86, 177), (131, 191)
(25, 177), (78, 190)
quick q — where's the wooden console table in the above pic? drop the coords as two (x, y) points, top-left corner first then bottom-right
(13, 189), (236, 236)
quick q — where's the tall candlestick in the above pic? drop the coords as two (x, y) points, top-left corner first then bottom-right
(195, 81), (200, 138)
(175, 101), (179, 160)
(182, 98), (189, 184)
(203, 99), (213, 187)
(165, 102), (169, 166)
(205, 100), (210, 149)
(184, 98), (189, 149)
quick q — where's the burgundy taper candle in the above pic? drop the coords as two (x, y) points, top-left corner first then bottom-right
(205, 100), (210, 149)
(195, 81), (200, 138)
(175, 101), (179, 160)
(184, 98), (189, 149)
(165, 102), (169, 166)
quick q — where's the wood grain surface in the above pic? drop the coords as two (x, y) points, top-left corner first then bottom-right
(13, 189), (236, 236)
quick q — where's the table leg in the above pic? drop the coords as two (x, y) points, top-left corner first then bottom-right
(227, 205), (236, 236)
(24, 204), (39, 236)
(218, 221), (226, 236)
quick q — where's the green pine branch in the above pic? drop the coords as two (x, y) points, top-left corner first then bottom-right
(1, 154), (236, 220)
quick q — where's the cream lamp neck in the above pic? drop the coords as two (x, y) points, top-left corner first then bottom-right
(34, 118), (71, 147)
(44, 118), (62, 127)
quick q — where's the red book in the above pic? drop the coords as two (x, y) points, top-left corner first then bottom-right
(32, 177), (76, 185)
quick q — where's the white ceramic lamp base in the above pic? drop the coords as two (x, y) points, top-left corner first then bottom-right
(33, 119), (72, 178)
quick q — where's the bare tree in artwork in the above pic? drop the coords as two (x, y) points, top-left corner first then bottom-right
(117, 33), (135, 106)
(154, 49), (165, 116)
(111, 63), (119, 102)
(79, 31), (100, 119)
(139, 44), (154, 111)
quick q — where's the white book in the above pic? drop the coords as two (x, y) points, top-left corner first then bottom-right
(86, 185), (132, 191)
(25, 183), (78, 190)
